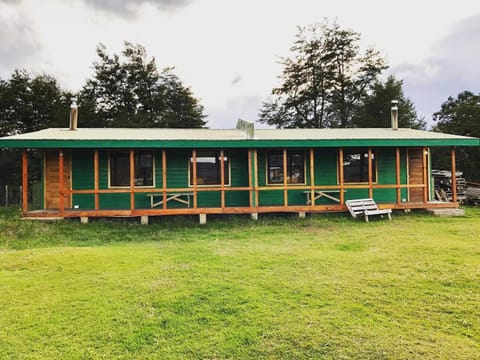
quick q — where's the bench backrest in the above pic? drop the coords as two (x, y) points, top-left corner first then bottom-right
(345, 198), (379, 218)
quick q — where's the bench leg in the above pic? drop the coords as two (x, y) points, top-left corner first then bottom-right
(140, 215), (149, 225)
(199, 213), (207, 225)
(388, 213), (392, 220)
(298, 211), (306, 219)
(364, 214), (369, 222)
(80, 216), (89, 224)
(251, 212), (258, 221)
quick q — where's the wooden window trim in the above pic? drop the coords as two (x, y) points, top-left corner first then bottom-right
(188, 150), (232, 187)
(108, 150), (156, 189)
(339, 148), (378, 185)
(266, 149), (307, 186)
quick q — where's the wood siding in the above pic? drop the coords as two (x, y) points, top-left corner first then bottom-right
(44, 150), (71, 209)
(408, 148), (425, 202)
(48, 146), (425, 213)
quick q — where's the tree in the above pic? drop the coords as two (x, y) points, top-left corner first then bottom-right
(0, 70), (71, 185)
(352, 76), (425, 129)
(432, 91), (480, 181)
(0, 70), (71, 136)
(81, 42), (207, 128)
(259, 20), (387, 128)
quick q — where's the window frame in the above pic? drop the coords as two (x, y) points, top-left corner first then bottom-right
(341, 149), (377, 184)
(266, 149), (306, 185)
(188, 150), (231, 187)
(108, 150), (155, 188)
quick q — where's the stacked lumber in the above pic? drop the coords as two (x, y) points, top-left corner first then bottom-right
(432, 170), (467, 203)
(465, 187), (480, 206)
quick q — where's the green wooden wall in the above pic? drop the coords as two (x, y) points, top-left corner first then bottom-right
(68, 147), (410, 210)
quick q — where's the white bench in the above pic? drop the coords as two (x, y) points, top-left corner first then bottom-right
(345, 198), (392, 222)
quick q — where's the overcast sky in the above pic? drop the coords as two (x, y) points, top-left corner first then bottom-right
(1, 0), (479, 129)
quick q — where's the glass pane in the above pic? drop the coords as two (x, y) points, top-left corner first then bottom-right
(135, 151), (154, 186)
(288, 151), (304, 184)
(110, 151), (130, 187)
(343, 150), (376, 183)
(268, 150), (283, 184)
(190, 151), (229, 186)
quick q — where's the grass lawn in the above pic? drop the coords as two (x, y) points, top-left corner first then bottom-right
(0, 208), (479, 359)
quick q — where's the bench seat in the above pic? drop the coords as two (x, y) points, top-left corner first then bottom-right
(345, 198), (392, 222)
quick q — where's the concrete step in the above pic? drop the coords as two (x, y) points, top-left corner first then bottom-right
(426, 208), (465, 217)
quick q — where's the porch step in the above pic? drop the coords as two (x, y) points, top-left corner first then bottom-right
(426, 208), (465, 217)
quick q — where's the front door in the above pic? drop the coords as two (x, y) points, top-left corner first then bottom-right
(45, 150), (71, 209)
(408, 148), (426, 203)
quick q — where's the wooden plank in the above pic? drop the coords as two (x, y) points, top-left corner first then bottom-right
(220, 149), (225, 209)
(451, 147), (457, 203)
(192, 150), (197, 208)
(368, 148), (373, 198)
(162, 149), (167, 209)
(130, 149), (135, 210)
(248, 149), (252, 208)
(254, 149), (259, 209)
(94, 149), (99, 210)
(59, 150), (64, 214)
(310, 148), (315, 206)
(422, 147), (428, 203)
(22, 150), (28, 215)
(283, 148), (288, 206)
(338, 148), (344, 204)
(396, 147), (401, 204)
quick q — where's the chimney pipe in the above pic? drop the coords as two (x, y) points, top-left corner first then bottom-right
(69, 97), (78, 131)
(391, 100), (398, 130)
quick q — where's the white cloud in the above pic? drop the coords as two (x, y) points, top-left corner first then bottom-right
(1, 0), (479, 128)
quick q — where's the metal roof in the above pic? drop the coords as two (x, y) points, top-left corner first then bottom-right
(0, 127), (478, 148)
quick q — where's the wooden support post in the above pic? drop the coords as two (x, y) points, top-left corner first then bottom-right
(254, 149), (259, 209)
(451, 147), (457, 203)
(395, 147), (401, 204)
(220, 150), (225, 209)
(94, 149), (99, 210)
(59, 150), (65, 215)
(140, 215), (149, 225)
(199, 213), (206, 225)
(192, 150), (197, 208)
(22, 150), (28, 215)
(310, 148), (315, 206)
(283, 148), (288, 206)
(248, 149), (252, 208)
(368, 148), (373, 199)
(162, 150), (167, 209)
(339, 148), (345, 204)
(422, 146), (428, 203)
(130, 149), (135, 210)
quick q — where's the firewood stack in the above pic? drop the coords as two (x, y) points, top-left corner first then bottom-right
(465, 187), (480, 206)
(432, 170), (467, 203)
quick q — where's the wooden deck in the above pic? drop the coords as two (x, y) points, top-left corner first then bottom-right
(23, 201), (458, 221)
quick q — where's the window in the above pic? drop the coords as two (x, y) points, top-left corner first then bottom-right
(343, 149), (376, 183)
(267, 150), (305, 184)
(109, 150), (154, 187)
(190, 151), (230, 186)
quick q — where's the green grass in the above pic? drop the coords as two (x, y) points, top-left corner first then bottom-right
(0, 208), (479, 359)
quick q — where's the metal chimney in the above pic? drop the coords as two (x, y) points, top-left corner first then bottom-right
(391, 100), (399, 130)
(69, 97), (78, 130)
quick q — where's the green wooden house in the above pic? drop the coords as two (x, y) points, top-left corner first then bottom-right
(0, 114), (478, 223)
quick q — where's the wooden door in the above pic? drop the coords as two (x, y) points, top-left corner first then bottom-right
(408, 148), (425, 203)
(45, 150), (71, 209)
